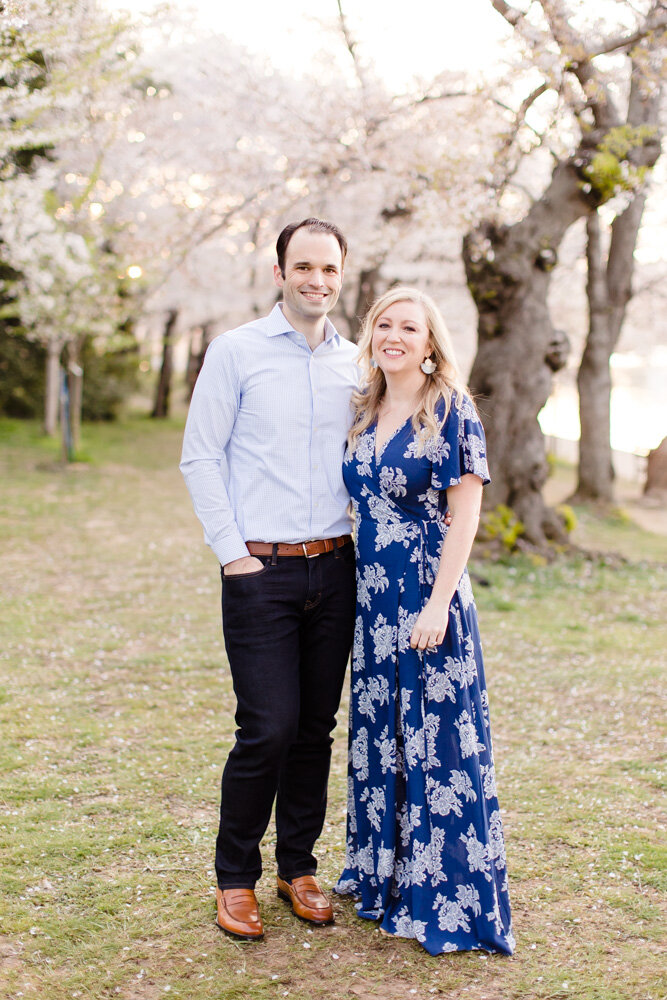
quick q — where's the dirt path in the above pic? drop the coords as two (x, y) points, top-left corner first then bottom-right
(544, 468), (667, 536)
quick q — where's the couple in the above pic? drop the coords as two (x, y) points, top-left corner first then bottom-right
(180, 218), (514, 956)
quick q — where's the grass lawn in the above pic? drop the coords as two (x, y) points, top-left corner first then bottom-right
(1, 417), (665, 1000)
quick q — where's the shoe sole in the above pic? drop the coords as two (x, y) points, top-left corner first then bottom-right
(215, 919), (264, 942)
(277, 888), (334, 926)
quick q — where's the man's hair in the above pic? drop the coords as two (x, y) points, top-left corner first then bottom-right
(276, 218), (348, 276)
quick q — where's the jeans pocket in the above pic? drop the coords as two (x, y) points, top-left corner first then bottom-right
(222, 560), (270, 581)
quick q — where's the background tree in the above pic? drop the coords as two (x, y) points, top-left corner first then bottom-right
(574, 47), (664, 503)
(0, 0), (139, 449)
(462, 0), (666, 546)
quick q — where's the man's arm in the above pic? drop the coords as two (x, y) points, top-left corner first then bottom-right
(180, 336), (258, 569)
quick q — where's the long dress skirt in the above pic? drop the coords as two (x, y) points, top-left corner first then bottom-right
(334, 395), (514, 956)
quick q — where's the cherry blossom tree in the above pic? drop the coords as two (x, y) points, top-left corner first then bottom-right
(462, 0), (666, 545)
(0, 0), (137, 448)
(91, 14), (496, 413)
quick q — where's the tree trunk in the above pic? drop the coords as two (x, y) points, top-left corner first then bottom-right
(185, 327), (201, 399)
(466, 0), (664, 546)
(353, 266), (382, 333)
(151, 309), (178, 419)
(44, 339), (62, 436)
(573, 196), (646, 502)
(337, 265), (383, 341)
(464, 158), (589, 546)
(66, 338), (84, 458)
(573, 63), (661, 502)
(186, 321), (213, 401)
(644, 437), (667, 501)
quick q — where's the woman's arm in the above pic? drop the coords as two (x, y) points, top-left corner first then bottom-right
(409, 473), (483, 651)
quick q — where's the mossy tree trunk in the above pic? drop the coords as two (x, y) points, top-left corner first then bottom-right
(464, 0), (665, 547)
(463, 159), (588, 546)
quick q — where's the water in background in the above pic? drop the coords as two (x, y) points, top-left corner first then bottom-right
(539, 347), (667, 482)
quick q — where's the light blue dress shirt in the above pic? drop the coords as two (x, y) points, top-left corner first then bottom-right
(180, 303), (360, 566)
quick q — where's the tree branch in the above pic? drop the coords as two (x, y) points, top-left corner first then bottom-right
(490, 0), (527, 27)
(585, 16), (667, 60)
(336, 0), (369, 94)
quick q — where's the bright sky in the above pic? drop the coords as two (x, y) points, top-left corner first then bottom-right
(105, 0), (513, 88)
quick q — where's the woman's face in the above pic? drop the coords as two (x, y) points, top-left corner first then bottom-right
(371, 300), (431, 377)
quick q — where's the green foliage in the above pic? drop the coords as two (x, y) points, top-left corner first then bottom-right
(0, 328), (141, 422)
(0, 326), (46, 418)
(584, 125), (657, 201)
(80, 335), (141, 421)
(609, 505), (632, 526)
(555, 502), (577, 534)
(480, 502), (525, 550)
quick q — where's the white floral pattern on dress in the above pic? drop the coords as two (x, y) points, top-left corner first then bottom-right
(379, 466), (408, 497)
(335, 396), (513, 957)
(357, 562), (390, 611)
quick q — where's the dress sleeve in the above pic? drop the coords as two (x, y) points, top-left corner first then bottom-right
(431, 394), (491, 491)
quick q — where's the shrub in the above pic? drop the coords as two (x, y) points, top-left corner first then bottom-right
(479, 503), (525, 551)
(555, 503), (577, 534)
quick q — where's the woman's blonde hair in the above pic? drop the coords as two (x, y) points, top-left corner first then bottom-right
(348, 286), (470, 453)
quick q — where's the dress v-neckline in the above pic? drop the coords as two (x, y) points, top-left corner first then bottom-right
(374, 415), (412, 463)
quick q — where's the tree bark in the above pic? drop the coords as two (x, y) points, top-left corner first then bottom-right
(186, 321), (213, 401)
(644, 437), (667, 501)
(573, 61), (662, 502)
(464, 1), (664, 545)
(464, 158), (589, 545)
(151, 309), (178, 419)
(354, 266), (382, 334)
(573, 195), (647, 502)
(44, 339), (62, 436)
(66, 337), (84, 458)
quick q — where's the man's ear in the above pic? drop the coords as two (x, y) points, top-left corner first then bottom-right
(273, 264), (284, 288)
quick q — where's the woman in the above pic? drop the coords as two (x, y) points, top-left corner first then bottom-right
(334, 288), (514, 956)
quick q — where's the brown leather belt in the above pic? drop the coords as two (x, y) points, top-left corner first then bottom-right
(246, 534), (352, 558)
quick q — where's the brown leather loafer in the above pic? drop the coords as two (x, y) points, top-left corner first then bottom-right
(215, 888), (264, 941)
(276, 875), (334, 926)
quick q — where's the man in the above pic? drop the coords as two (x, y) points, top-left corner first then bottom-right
(180, 218), (358, 941)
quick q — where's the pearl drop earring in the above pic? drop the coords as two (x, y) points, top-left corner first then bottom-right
(420, 356), (436, 375)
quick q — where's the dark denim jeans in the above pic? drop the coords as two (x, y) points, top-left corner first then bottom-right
(215, 543), (356, 889)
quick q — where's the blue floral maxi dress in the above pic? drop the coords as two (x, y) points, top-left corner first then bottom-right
(334, 396), (514, 956)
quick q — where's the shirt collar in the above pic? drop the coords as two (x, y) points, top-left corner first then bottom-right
(265, 303), (340, 345)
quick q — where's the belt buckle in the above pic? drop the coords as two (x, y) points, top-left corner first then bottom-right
(302, 541), (319, 559)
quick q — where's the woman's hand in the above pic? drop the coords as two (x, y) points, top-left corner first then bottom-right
(410, 599), (449, 651)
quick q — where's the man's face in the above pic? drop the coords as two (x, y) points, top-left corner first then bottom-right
(273, 229), (343, 325)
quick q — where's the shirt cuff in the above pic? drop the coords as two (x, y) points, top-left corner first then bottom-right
(210, 532), (250, 567)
